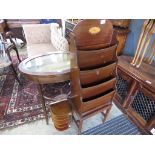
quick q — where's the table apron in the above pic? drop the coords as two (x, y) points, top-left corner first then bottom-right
(22, 73), (70, 84)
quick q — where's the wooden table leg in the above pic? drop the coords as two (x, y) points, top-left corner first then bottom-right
(37, 84), (49, 125)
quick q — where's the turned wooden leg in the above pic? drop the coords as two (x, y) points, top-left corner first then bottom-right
(10, 64), (21, 84)
(144, 39), (155, 63)
(7, 33), (21, 62)
(132, 20), (154, 66)
(37, 84), (49, 125)
(131, 20), (150, 65)
(68, 100), (73, 127)
(13, 46), (21, 62)
(6, 52), (21, 86)
(136, 33), (152, 68)
(102, 105), (112, 123)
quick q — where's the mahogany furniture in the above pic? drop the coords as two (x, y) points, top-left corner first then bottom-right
(18, 52), (76, 124)
(0, 20), (21, 61)
(2, 31), (21, 61)
(4, 19), (41, 47)
(113, 27), (130, 55)
(65, 19), (130, 56)
(0, 20), (6, 32)
(110, 19), (131, 55)
(131, 20), (150, 66)
(114, 55), (155, 134)
(131, 20), (155, 68)
(50, 100), (71, 131)
(69, 19), (118, 134)
(110, 19), (131, 28)
(0, 33), (21, 84)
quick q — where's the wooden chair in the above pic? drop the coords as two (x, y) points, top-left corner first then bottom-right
(3, 31), (21, 62)
(69, 19), (118, 134)
(0, 33), (20, 84)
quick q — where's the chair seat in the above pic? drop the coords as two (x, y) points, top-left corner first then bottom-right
(27, 43), (57, 57)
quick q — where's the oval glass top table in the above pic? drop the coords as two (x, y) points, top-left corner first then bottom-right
(19, 51), (76, 84)
(18, 51), (76, 124)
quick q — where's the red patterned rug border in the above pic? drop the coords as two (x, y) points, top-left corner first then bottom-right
(0, 113), (45, 130)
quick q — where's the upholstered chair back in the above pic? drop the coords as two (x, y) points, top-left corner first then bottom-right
(23, 24), (51, 45)
(23, 23), (69, 57)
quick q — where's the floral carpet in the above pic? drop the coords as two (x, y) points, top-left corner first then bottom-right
(0, 55), (69, 130)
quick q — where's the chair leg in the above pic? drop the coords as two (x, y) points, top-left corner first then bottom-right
(77, 119), (83, 135)
(102, 105), (112, 123)
(68, 99), (73, 127)
(10, 64), (21, 84)
(13, 46), (21, 62)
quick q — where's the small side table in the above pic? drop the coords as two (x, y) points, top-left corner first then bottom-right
(18, 51), (76, 125)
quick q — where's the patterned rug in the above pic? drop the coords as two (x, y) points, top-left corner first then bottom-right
(81, 115), (142, 135)
(0, 55), (69, 130)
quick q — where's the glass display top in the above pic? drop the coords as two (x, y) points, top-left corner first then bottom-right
(24, 52), (73, 74)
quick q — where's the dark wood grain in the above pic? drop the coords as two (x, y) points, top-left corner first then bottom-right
(19, 52), (76, 124)
(77, 44), (117, 69)
(65, 19), (130, 56)
(114, 55), (155, 134)
(118, 55), (155, 92)
(69, 20), (118, 133)
(80, 62), (116, 86)
(72, 19), (114, 50)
